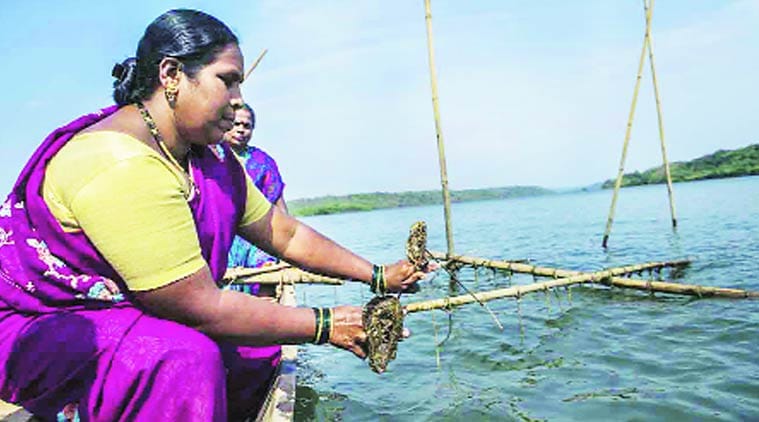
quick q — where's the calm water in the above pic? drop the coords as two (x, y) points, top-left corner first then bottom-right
(294, 176), (759, 421)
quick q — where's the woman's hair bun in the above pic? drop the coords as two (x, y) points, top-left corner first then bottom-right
(112, 57), (138, 106)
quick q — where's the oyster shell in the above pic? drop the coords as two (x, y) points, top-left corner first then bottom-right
(406, 221), (429, 271)
(363, 295), (404, 374)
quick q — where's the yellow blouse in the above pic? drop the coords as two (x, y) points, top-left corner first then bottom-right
(42, 131), (270, 291)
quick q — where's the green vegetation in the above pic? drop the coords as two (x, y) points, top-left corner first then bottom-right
(288, 143), (758, 217)
(289, 186), (552, 217)
(602, 143), (759, 189)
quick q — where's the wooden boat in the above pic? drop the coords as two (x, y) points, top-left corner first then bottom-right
(254, 282), (298, 421)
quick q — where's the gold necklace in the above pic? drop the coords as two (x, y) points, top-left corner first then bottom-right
(136, 102), (198, 200)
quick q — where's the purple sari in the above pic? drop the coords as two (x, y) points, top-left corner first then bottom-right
(227, 145), (285, 270)
(0, 106), (280, 421)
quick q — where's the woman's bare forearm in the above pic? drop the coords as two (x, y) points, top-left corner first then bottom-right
(134, 266), (316, 345)
(279, 220), (372, 282)
(241, 207), (373, 284)
(199, 290), (316, 345)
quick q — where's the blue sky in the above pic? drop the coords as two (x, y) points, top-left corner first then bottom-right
(1, 1), (757, 200)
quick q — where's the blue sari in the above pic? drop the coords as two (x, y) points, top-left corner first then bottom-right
(227, 145), (285, 269)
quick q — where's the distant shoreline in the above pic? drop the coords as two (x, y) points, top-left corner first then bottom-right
(289, 143), (758, 217)
(600, 143), (758, 189)
(289, 186), (553, 217)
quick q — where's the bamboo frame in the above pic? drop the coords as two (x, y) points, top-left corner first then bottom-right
(423, 0), (455, 257)
(428, 252), (756, 299)
(221, 253), (754, 299)
(405, 260), (756, 313)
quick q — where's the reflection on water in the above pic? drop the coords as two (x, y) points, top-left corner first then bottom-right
(295, 176), (759, 421)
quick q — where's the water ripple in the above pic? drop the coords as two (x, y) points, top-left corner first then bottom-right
(296, 176), (759, 421)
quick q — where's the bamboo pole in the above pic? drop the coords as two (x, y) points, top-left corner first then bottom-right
(228, 268), (345, 285)
(601, 1), (655, 248)
(223, 262), (292, 281)
(428, 252), (756, 300)
(243, 48), (269, 82)
(643, 0), (678, 228)
(406, 263), (671, 312)
(405, 262), (756, 313)
(599, 277), (758, 299)
(430, 251), (690, 278)
(423, 0), (454, 257)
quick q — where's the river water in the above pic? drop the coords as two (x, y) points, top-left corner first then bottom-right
(294, 176), (759, 421)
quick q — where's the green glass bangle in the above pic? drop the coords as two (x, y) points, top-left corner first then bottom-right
(371, 264), (386, 295)
(311, 307), (331, 345)
(380, 265), (386, 294)
(371, 264), (380, 293)
(319, 308), (332, 345)
(311, 307), (323, 344)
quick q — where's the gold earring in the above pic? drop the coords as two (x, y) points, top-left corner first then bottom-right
(165, 81), (179, 107)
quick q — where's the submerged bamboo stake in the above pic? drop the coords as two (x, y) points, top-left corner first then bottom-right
(430, 251), (690, 278)
(423, 0), (455, 257)
(243, 48), (269, 82)
(602, 1), (655, 248)
(643, 0), (677, 228)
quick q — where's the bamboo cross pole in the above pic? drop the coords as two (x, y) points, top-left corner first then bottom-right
(243, 48), (269, 83)
(643, 0), (678, 228)
(423, 0), (455, 258)
(226, 267), (345, 285)
(405, 261), (756, 313)
(597, 277), (758, 299)
(429, 252), (756, 299)
(406, 262), (679, 312)
(223, 262), (293, 281)
(602, 0), (655, 249)
(430, 251), (690, 278)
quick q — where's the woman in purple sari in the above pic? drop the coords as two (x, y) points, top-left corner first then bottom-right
(224, 103), (286, 271)
(0, 9), (426, 422)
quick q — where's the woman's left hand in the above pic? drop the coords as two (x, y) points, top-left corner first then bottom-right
(383, 260), (435, 293)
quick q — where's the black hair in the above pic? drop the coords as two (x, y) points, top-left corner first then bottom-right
(112, 9), (239, 106)
(238, 103), (256, 130)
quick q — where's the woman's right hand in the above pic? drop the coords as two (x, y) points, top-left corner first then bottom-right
(328, 305), (367, 359)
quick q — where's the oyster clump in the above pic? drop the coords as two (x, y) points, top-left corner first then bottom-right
(363, 295), (404, 374)
(406, 221), (429, 271)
